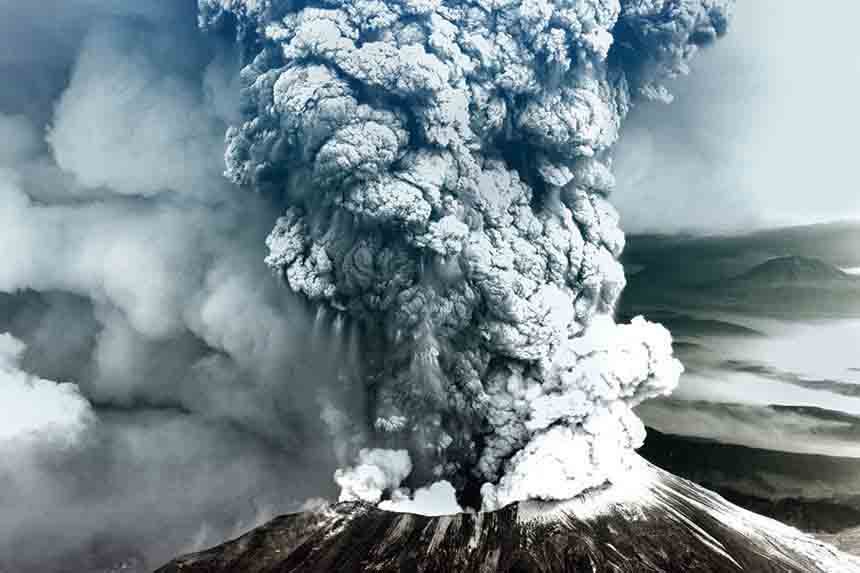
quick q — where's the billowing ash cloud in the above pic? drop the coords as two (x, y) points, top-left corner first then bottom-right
(201, 0), (732, 508)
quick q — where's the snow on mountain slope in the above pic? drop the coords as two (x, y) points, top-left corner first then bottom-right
(156, 458), (860, 572)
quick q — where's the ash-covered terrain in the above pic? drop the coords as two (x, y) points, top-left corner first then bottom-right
(156, 458), (860, 573)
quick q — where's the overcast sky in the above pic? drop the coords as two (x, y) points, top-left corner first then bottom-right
(613, 0), (860, 235)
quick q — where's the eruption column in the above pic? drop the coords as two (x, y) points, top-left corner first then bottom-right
(200, 0), (734, 509)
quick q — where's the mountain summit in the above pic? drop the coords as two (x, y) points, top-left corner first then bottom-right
(155, 459), (859, 573)
(734, 256), (852, 285)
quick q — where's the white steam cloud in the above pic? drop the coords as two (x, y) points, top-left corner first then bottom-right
(335, 448), (413, 503)
(0, 333), (92, 442)
(202, 0), (732, 510)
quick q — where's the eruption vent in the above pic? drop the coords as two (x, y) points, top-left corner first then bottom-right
(200, 0), (733, 509)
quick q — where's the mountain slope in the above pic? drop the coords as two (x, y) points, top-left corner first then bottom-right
(155, 459), (860, 573)
(639, 426), (860, 534)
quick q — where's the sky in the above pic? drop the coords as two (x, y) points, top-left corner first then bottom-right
(613, 0), (860, 235)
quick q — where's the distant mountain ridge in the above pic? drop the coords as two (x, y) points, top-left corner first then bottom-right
(731, 256), (854, 285)
(622, 220), (860, 288)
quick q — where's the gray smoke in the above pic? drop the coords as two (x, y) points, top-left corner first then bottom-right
(201, 0), (733, 509)
(0, 2), (355, 571)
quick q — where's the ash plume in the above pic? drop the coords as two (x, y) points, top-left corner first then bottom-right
(201, 0), (733, 509)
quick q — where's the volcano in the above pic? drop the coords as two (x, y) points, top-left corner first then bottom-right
(155, 458), (859, 573)
(732, 256), (854, 286)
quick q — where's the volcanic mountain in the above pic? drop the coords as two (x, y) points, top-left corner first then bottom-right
(156, 458), (860, 573)
(731, 256), (854, 286)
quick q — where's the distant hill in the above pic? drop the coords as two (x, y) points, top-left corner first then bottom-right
(688, 255), (860, 317)
(623, 220), (860, 288)
(620, 225), (860, 318)
(730, 256), (854, 286)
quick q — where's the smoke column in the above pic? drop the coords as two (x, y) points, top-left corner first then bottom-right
(200, 0), (733, 509)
